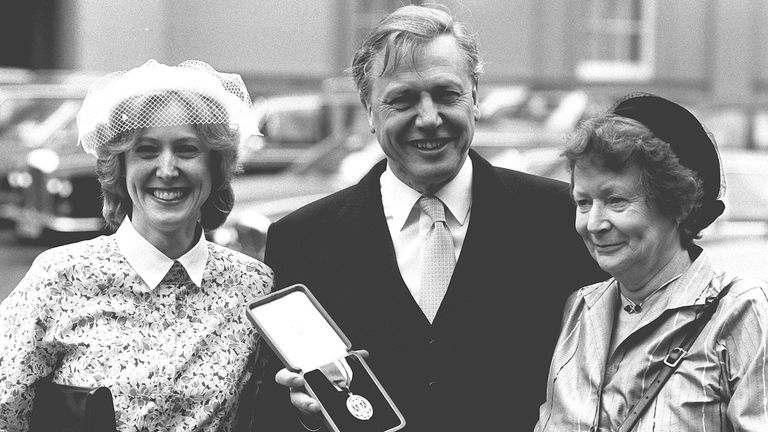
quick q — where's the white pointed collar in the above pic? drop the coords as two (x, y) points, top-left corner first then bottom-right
(381, 156), (473, 231)
(115, 217), (208, 289)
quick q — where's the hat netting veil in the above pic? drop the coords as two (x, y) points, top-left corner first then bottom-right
(77, 59), (258, 156)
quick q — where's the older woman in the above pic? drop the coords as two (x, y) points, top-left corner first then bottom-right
(535, 93), (768, 431)
(0, 60), (272, 431)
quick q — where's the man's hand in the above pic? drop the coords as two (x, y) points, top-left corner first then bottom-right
(274, 350), (370, 430)
(275, 368), (322, 416)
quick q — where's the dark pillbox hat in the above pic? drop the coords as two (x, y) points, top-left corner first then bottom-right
(612, 92), (726, 230)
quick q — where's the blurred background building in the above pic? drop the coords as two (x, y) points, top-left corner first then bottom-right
(1, 0), (764, 105)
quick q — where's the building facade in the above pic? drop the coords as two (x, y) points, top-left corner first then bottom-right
(10, 0), (766, 105)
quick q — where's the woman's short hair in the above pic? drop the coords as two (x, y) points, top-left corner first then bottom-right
(95, 89), (240, 231)
(564, 114), (705, 248)
(350, 4), (483, 106)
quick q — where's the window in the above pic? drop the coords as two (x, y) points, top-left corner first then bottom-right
(576, 0), (656, 82)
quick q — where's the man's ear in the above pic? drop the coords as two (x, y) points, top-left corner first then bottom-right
(366, 104), (375, 134)
(472, 85), (480, 121)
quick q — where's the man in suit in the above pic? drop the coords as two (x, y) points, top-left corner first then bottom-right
(261, 4), (605, 431)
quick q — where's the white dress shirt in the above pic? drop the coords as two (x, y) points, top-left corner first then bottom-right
(380, 157), (473, 302)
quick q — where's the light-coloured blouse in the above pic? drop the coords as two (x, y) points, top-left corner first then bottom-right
(535, 250), (768, 432)
(0, 220), (273, 431)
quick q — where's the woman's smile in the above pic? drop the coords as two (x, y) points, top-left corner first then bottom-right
(593, 242), (624, 253)
(148, 187), (190, 202)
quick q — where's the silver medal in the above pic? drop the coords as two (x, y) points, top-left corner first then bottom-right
(346, 393), (373, 420)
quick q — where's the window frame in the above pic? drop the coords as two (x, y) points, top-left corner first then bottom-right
(576, 0), (657, 82)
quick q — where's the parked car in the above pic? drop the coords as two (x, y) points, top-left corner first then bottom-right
(472, 86), (614, 156)
(683, 100), (768, 232)
(239, 77), (369, 172)
(693, 99), (768, 151)
(716, 148), (768, 223)
(210, 143), (356, 260)
(0, 83), (105, 241)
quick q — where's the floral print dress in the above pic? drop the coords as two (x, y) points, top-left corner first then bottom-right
(0, 230), (272, 431)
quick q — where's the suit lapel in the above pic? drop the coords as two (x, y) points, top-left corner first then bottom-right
(335, 160), (428, 324)
(439, 152), (517, 308)
(463, 150), (521, 251)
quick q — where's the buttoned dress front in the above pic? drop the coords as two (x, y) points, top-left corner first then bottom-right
(535, 250), (768, 431)
(0, 219), (273, 431)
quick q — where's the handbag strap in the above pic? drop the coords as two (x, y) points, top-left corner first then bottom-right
(617, 284), (731, 432)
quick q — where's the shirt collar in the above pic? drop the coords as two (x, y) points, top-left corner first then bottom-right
(381, 157), (473, 230)
(583, 279), (616, 309)
(115, 217), (208, 289)
(582, 247), (718, 310)
(666, 247), (718, 309)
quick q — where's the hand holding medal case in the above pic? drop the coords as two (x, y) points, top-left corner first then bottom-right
(246, 284), (405, 432)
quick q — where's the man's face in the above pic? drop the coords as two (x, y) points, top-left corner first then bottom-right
(366, 35), (479, 195)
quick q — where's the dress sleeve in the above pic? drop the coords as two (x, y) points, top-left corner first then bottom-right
(719, 279), (768, 430)
(0, 256), (60, 432)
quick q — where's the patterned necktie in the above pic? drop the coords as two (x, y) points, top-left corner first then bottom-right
(163, 260), (192, 285)
(160, 260), (195, 299)
(418, 196), (456, 323)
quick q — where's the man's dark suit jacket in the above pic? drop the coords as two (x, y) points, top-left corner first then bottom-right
(261, 150), (606, 431)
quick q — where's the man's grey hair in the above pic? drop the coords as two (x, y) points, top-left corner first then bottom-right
(350, 4), (483, 106)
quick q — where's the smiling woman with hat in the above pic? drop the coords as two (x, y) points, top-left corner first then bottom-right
(0, 60), (272, 431)
(535, 93), (768, 432)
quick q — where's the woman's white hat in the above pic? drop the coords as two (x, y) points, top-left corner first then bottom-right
(77, 59), (259, 156)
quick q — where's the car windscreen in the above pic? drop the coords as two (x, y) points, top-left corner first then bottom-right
(0, 98), (82, 151)
(260, 106), (330, 144)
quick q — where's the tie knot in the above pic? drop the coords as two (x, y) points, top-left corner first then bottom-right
(419, 195), (446, 223)
(164, 260), (191, 284)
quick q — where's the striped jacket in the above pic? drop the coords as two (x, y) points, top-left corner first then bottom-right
(535, 250), (768, 431)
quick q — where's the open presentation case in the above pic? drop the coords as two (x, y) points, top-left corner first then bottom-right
(247, 284), (405, 432)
